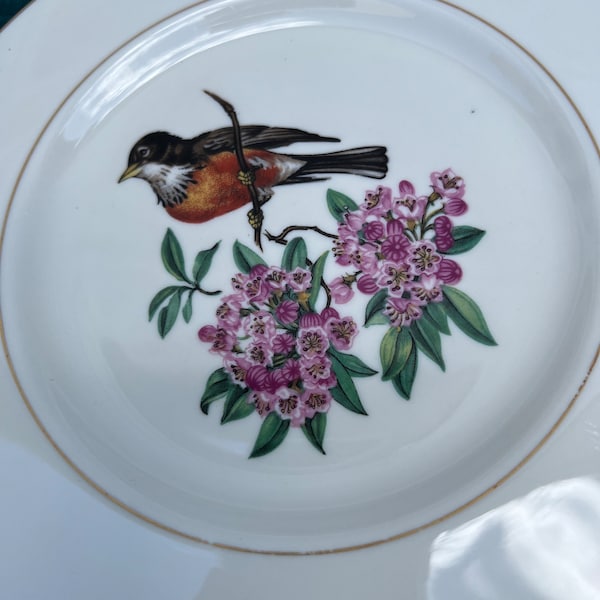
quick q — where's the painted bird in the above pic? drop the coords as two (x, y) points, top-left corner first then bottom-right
(118, 125), (388, 224)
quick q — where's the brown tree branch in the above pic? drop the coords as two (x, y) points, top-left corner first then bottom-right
(265, 225), (337, 246)
(204, 90), (264, 251)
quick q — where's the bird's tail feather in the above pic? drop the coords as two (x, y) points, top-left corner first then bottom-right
(283, 146), (388, 183)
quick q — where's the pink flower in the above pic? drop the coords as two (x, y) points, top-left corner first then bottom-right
(437, 258), (463, 285)
(337, 223), (357, 242)
(344, 212), (364, 232)
(223, 355), (252, 386)
(325, 316), (358, 351)
(287, 267), (312, 292)
(244, 274), (270, 303)
(377, 261), (411, 296)
(330, 276), (354, 304)
(275, 300), (299, 325)
(408, 241), (442, 276)
(245, 364), (270, 391)
(444, 197), (468, 216)
(299, 312), (323, 329)
(264, 267), (288, 291)
(435, 235), (454, 253)
(412, 274), (443, 305)
(302, 387), (332, 419)
(242, 310), (276, 340)
(430, 168), (465, 199)
(230, 273), (248, 294)
(363, 219), (385, 241)
(280, 359), (301, 383)
(274, 388), (305, 426)
(248, 390), (275, 418)
(320, 307), (340, 322)
(272, 333), (295, 354)
(357, 274), (379, 295)
(392, 194), (427, 220)
(197, 325), (218, 342)
(384, 297), (422, 328)
(296, 326), (329, 358)
(398, 180), (415, 196)
(434, 216), (454, 252)
(249, 264), (269, 279)
(300, 355), (332, 385)
(332, 237), (354, 266)
(245, 340), (273, 366)
(265, 369), (288, 394)
(434, 216), (453, 237)
(208, 328), (236, 355)
(361, 186), (393, 216)
(349, 246), (379, 274)
(381, 220), (411, 262)
(215, 296), (241, 331)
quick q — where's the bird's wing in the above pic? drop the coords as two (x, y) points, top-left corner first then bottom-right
(192, 126), (340, 156)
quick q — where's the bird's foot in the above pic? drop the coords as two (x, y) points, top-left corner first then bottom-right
(237, 170), (256, 186)
(247, 208), (263, 230)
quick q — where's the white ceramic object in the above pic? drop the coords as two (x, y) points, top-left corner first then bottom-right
(1, 0), (600, 597)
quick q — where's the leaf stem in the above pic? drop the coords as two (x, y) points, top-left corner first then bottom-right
(189, 284), (221, 296)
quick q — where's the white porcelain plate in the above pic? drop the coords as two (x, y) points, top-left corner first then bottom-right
(1, 0), (599, 554)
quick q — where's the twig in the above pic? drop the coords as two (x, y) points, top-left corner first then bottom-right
(265, 225), (337, 246)
(204, 90), (264, 251)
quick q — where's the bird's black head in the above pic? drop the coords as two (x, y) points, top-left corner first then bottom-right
(118, 131), (185, 183)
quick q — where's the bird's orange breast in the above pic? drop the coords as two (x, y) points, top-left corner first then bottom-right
(165, 150), (284, 224)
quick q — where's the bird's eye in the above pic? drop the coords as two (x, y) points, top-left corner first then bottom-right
(138, 146), (150, 159)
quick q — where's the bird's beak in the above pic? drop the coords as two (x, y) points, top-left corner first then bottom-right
(118, 163), (142, 183)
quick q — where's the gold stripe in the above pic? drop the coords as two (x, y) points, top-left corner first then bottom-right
(1, 0), (599, 556)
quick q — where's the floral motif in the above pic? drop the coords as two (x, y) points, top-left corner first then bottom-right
(196, 239), (377, 457)
(322, 171), (495, 402)
(150, 169), (496, 459)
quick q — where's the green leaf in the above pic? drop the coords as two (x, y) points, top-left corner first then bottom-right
(182, 290), (194, 323)
(442, 286), (497, 346)
(249, 413), (290, 458)
(233, 240), (267, 274)
(200, 368), (230, 414)
(424, 302), (451, 335)
(301, 413), (327, 455)
(391, 342), (418, 400)
(379, 326), (413, 381)
(221, 386), (253, 424)
(328, 347), (377, 378)
(148, 285), (180, 321)
(192, 241), (220, 284)
(410, 318), (445, 371)
(281, 237), (307, 271)
(365, 288), (389, 327)
(308, 251), (328, 311)
(330, 354), (368, 415)
(442, 226), (486, 255)
(157, 289), (183, 338)
(161, 228), (189, 282)
(326, 189), (359, 222)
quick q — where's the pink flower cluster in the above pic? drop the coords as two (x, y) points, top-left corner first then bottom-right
(329, 169), (466, 328)
(198, 264), (358, 427)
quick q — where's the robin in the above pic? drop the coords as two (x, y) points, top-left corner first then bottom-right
(118, 125), (388, 224)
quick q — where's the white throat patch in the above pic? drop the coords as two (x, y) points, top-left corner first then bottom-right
(139, 162), (196, 207)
